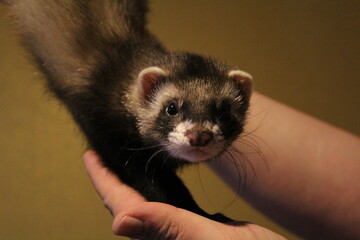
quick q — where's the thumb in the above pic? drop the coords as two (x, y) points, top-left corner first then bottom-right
(112, 202), (287, 240)
(112, 202), (225, 240)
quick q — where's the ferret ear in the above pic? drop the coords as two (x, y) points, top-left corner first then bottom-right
(137, 67), (167, 101)
(228, 70), (253, 99)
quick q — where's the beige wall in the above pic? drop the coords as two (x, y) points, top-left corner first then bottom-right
(0, 1), (359, 239)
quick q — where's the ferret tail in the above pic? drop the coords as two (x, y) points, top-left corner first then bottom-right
(5, 0), (149, 99)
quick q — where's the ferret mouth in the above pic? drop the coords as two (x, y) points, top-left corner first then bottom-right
(166, 144), (223, 163)
(166, 120), (226, 162)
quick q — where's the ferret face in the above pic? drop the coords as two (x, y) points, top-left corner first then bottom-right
(135, 66), (252, 163)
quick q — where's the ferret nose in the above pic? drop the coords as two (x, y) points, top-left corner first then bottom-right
(186, 131), (213, 147)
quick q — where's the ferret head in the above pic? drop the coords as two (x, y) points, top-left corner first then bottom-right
(132, 60), (252, 163)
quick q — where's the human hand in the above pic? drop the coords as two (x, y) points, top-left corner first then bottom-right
(83, 150), (286, 240)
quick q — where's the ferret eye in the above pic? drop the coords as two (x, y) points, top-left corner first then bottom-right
(166, 102), (179, 116)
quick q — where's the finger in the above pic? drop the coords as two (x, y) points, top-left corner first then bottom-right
(84, 151), (285, 240)
(83, 150), (146, 216)
(112, 202), (286, 240)
(112, 202), (224, 240)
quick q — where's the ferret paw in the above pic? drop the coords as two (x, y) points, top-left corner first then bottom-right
(209, 213), (234, 223)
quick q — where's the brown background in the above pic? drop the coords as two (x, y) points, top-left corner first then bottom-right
(0, 1), (359, 239)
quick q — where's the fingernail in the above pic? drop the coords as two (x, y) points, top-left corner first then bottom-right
(116, 215), (145, 238)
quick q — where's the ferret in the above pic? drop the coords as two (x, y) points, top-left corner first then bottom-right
(4, 0), (252, 222)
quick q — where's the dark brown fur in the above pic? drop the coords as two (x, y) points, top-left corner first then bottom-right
(5, 0), (252, 222)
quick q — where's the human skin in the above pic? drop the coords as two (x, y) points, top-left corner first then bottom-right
(83, 150), (286, 240)
(83, 92), (360, 239)
(208, 92), (360, 240)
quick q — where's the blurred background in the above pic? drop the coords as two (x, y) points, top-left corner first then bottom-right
(0, 1), (359, 239)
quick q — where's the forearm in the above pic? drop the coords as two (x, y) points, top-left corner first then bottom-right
(208, 92), (360, 239)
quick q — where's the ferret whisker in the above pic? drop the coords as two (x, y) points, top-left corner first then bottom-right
(225, 149), (242, 193)
(238, 131), (262, 152)
(240, 113), (273, 172)
(248, 134), (274, 170)
(226, 145), (257, 191)
(124, 151), (138, 168)
(228, 149), (248, 192)
(215, 150), (244, 211)
(145, 148), (164, 174)
(160, 150), (172, 169)
(237, 137), (263, 159)
(236, 132), (265, 157)
(244, 110), (268, 134)
(123, 144), (163, 151)
(196, 163), (212, 204)
(238, 134), (269, 172)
